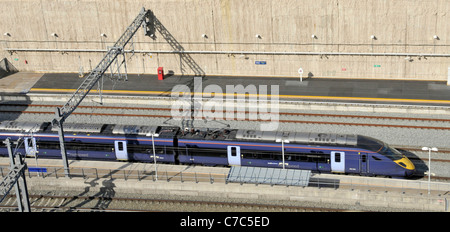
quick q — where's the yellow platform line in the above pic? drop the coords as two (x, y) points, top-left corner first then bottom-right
(29, 88), (450, 104)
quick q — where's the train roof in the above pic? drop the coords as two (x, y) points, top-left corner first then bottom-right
(235, 129), (358, 146)
(0, 121), (179, 138)
(0, 121), (46, 133)
(112, 124), (158, 136)
(50, 123), (105, 134)
(1, 121), (378, 150)
(177, 127), (237, 140)
(56, 123), (179, 138)
(177, 127), (358, 147)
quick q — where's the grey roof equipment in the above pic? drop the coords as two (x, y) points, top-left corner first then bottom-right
(0, 121), (41, 133)
(51, 123), (104, 133)
(112, 125), (158, 136)
(235, 129), (357, 146)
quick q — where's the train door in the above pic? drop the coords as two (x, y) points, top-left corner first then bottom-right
(227, 146), (241, 166)
(330, 151), (345, 173)
(114, 141), (128, 160)
(360, 153), (368, 175)
(24, 137), (37, 157)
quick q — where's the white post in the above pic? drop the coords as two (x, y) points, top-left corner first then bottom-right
(298, 68), (303, 82)
(276, 139), (290, 169)
(447, 67), (450, 85)
(152, 133), (157, 181)
(428, 148), (431, 195)
(281, 140), (285, 169)
(422, 147), (438, 195)
(300, 73), (303, 82)
(447, 67), (450, 86)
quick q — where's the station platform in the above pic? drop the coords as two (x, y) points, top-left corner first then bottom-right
(3, 72), (450, 106)
(0, 72), (43, 94)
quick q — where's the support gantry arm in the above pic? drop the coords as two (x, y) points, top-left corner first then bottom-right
(52, 8), (153, 177)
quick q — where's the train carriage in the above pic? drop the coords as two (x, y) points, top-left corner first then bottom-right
(175, 128), (415, 177)
(0, 121), (415, 177)
(0, 121), (179, 163)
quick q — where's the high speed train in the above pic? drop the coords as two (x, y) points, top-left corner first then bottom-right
(0, 120), (415, 177)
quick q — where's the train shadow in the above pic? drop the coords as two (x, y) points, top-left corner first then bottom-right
(0, 94), (32, 124)
(397, 148), (426, 180)
(0, 94), (34, 157)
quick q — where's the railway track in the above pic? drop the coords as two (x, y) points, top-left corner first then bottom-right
(397, 146), (450, 154)
(0, 194), (349, 212)
(3, 103), (450, 122)
(2, 103), (450, 130)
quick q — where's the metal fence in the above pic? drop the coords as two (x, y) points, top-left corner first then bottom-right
(1, 166), (228, 184)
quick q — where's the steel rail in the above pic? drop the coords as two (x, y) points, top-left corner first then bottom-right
(2, 109), (450, 131)
(2, 103), (450, 123)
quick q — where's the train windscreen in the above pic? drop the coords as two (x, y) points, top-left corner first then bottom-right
(357, 135), (403, 160)
(357, 135), (384, 152)
(378, 145), (403, 161)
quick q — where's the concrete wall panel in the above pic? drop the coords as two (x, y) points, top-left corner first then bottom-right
(0, 0), (448, 80)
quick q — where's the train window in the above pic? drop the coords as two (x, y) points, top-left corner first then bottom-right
(362, 154), (367, 162)
(37, 141), (59, 150)
(165, 147), (174, 154)
(357, 135), (383, 152)
(380, 146), (403, 161)
(298, 155), (308, 161)
(245, 153), (258, 159)
(293, 153), (308, 161)
(311, 155), (328, 163)
(241, 152), (252, 159)
(231, 147), (237, 157)
(178, 147), (186, 156)
(335, 153), (341, 162)
(33, 141), (113, 152)
(260, 152), (270, 160)
(118, 142), (123, 151)
(185, 147), (228, 158)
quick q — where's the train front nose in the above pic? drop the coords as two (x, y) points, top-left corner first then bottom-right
(394, 155), (416, 176)
(405, 168), (415, 177)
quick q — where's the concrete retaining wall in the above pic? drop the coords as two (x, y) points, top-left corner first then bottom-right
(0, 0), (449, 80)
(25, 176), (448, 211)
